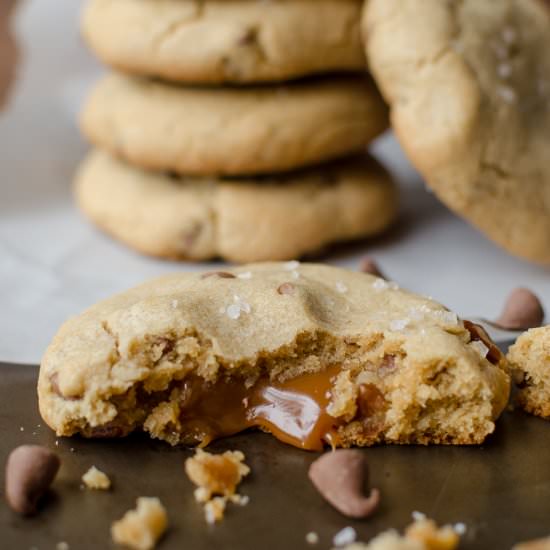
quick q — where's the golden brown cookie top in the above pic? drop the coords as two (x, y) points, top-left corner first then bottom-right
(364, 0), (550, 263)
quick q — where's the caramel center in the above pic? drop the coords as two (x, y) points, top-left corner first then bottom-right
(178, 366), (343, 451)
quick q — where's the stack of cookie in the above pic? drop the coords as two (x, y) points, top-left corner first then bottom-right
(76, 0), (397, 263)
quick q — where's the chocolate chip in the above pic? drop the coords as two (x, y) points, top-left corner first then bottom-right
(239, 27), (258, 46)
(5, 445), (60, 516)
(201, 272), (236, 280)
(495, 288), (545, 330)
(88, 424), (127, 439)
(463, 320), (503, 365)
(277, 283), (295, 295)
(308, 450), (380, 519)
(359, 257), (386, 279)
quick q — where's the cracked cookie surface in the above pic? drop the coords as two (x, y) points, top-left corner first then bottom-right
(364, 0), (550, 263)
(82, 0), (365, 84)
(508, 326), (550, 419)
(38, 263), (510, 450)
(81, 73), (388, 176)
(74, 150), (398, 262)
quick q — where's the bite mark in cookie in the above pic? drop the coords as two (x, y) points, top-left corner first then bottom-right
(38, 263), (510, 450)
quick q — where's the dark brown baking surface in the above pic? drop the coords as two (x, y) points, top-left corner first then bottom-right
(1, 361), (550, 549)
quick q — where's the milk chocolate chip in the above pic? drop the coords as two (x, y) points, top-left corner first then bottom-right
(5, 445), (60, 515)
(201, 271), (236, 280)
(308, 450), (380, 519)
(359, 257), (386, 279)
(496, 288), (544, 330)
(277, 283), (295, 295)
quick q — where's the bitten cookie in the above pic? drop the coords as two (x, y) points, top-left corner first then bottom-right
(75, 150), (398, 263)
(364, 0), (550, 263)
(38, 263), (510, 450)
(82, 0), (365, 84)
(81, 73), (388, 176)
(508, 326), (550, 418)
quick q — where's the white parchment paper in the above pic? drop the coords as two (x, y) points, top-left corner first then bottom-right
(1, 0), (548, 364)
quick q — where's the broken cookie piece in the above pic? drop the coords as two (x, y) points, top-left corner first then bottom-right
(508, 326), (550, 418)
(185, 449), (250, 523)
(82, 466), (111, 490)
(111, 497), (167, 550)
(38, 263), (510, 450)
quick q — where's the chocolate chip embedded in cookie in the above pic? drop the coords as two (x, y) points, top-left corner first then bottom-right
(82, 0), (365, 84)
(38, 263), (510, 450)
(364, 0), (550, 263)
(74, 150), (398, 263)
(81, 73), (388, 177)
(507, 326), (550, 419)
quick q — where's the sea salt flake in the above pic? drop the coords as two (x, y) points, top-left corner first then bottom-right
(470, 340), (489, 359)
(171, 299), (179, 309)
(226, 304), (241, 320)
(454, 522), (467, 535)
(432, 310), (458, 326)
(335, 281), (348, 294)
(373, 279), (389, 291)
(237, 271), (252, 280)
(496, 85), (517, 103)
(284, 260), (300, 271)
(388, 281), (399, 290)
(501, 26), (517, 45)
(333, 527), (357, 547)
(390, 319), (410, 332)
(291, 270), (300, 280)
(412, 510), (427, 521)
(497, 62), (512, 79)
(306, 532), (320, 545)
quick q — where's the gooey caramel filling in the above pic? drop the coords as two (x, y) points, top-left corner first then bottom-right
(178, 366), (344, 451)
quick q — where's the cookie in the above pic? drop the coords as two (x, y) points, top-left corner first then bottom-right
(81, 73), (388, 176)
(82, 0), (366, 84)
(74, 150), (398, 262)
(507, 326), (550, 418)
(38, 263), (510, 450)
(364, 0), (550, 263)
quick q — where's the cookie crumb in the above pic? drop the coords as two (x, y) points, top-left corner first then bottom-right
(204, 496), (227, 524)
(306, 532), (320, 545)
(82, 466), (111, 490)
(185, 449), (250, 523)
(56, 543), (69, 550)
(171, 299), (179, 309)
(334, 517), (460, 549)
(111, 497), (167, 550)
(333, 527), (357, 547)
(406, 517), (459, 549)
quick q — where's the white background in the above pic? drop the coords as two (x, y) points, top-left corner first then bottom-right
(1, 0), (548, 364)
